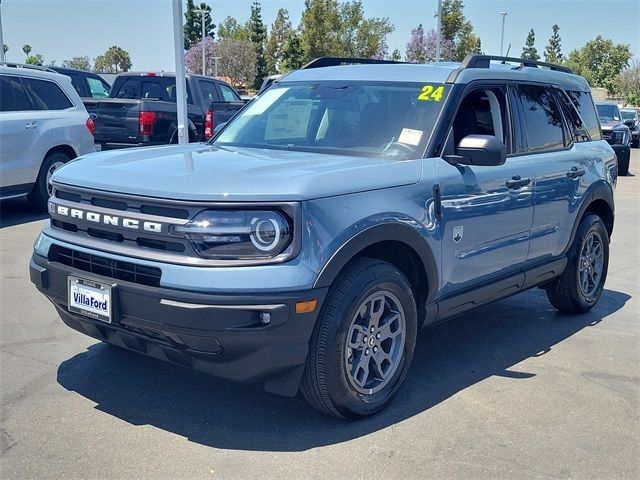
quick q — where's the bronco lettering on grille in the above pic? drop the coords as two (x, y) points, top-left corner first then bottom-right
(52, 204), (163, 233)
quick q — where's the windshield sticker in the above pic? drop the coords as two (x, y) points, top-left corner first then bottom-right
(418, 85), (445, 101)
(244, 87), (290, 116)
(264, 99), (314, 140)
(398, 128), (423, 146)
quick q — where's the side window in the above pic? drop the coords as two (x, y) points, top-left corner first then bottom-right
(87, 76), (110, 98)
(68, 73), (85, 96)
(514, 84), (564, 153)
(555, 89), (590, 143)
(448, 87), (509, 155)
(114, 78), (141, 99)
(219, 84), (239, 102)
(9, 78), (32, 110)
(566, 91), (602, 141)
(23, 78), (73, 110)
(198, 80), (220, 103)
(0, 76), (16, 111)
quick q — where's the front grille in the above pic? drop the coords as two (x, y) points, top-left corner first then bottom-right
(49, 245), (162, 287)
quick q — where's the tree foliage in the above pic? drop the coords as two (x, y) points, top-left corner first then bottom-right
(185, 37), (256, 87)
(300, 0), (393, 62)
(617, 60), (640, 106)
(183, 0), (215, 50)
(281, 30), (305, 71)
(248, 1), (268, 89)
(265, 9), (293, 75)
(391, 48), (401, 61)
(22, 44), (32, 57)
(405, 25), (454, 63)
(565, 36), (632, 94)
(521, 29), (539, 61)
(25, 54), (44, 65)
(440, 0), (480, 61)
(2, 44), (8, 54)
(544, 24), (563, 63)
(217, 16), (250, 42)
(62, 56), (91, 71)
(94, 46), (132, 74)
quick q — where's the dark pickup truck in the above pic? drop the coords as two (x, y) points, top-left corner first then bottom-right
(84, 72), (245, 150)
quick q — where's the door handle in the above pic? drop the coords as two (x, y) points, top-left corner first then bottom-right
(505, 175), (531, 189)
(24, 121), (33, 129)
(566, 166), (585, 178)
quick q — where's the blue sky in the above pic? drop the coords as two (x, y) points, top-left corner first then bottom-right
(2, 0), (638, 71)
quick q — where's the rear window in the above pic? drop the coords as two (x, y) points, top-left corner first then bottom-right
(566, 91), (601, 141)
(113, 76), (192, 104)
(219, 84), (239, 102)
(22, 78), (73, 110)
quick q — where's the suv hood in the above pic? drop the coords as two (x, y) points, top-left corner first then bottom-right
(600, 119), (625, 131)
(53, 144), (422, 201)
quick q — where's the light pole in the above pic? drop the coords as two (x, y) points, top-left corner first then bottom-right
(499, 11), (508, 56)
(194, 8), (207, 75)
(435, 0), (442, 62)
(172, 0), (189, 145)
(0, 0), (6, 62)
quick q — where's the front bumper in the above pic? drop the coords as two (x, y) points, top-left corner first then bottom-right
(30, 253), (327, 396)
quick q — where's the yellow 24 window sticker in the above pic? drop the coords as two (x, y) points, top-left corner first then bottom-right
(418, 85), (445, 101)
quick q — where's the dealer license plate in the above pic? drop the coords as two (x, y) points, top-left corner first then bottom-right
(68, 276), (112, 323)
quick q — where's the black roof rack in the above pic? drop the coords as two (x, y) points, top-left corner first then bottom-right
(301, 57), (406, 70)
(447, 54), (573, 82)
(0, 61), (56, 73)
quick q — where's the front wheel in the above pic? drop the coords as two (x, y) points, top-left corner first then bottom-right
(301, 258), (417, 419)
(545, 214), (609, 313)
(27, 152), (71, 212)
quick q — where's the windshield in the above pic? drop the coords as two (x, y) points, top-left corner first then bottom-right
(621, 110), (636, 120)
(213, 81), (449, 159)
(596, 104), (620, 122)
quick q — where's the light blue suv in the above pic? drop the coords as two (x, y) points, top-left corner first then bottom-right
(30, 55), (617, 419)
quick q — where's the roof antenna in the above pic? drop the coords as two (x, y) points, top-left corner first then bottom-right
(505, 44), (512, 57)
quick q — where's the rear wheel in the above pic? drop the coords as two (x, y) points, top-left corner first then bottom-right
(545, 214), (609, 313)
(27, 152), (71, 212)
(301, 258), (417, 419)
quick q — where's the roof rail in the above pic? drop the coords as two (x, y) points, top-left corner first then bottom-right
(466, 54), (572, 73)
(301, 57), (406, 70)
(0, 61), (57, 73)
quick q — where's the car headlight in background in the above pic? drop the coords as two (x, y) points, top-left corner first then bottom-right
(612, 130), (628, 145)
(171, 210), (292, 259)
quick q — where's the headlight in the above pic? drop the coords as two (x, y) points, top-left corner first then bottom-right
(171, 210), (292, 259)
(612, 130), (628, 145)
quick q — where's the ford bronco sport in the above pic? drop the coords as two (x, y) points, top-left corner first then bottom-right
(30, 56), (616, 419)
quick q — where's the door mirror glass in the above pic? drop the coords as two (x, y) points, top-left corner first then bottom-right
(445, 134), (506, 166)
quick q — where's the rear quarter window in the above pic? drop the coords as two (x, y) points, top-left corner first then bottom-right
(22, 78), (73, 110)
(567, 91), (601, 141)
(513, 84), (565, 153)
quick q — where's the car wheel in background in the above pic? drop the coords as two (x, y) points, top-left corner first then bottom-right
(27, 152), (71, 212)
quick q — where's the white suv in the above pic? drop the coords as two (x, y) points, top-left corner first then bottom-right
(0, 63), (96, 210)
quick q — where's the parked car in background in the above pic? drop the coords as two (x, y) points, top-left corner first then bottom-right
(50, 66), (111, 99)
(0, 63), (95, 210)
(620, 108), (639, 148)
(84, 72), (245, 150)
(596, 102), (631, 175)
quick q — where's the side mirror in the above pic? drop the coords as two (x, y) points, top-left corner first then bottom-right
(624, 119), (635, 127)
(444, 134), (507, 166)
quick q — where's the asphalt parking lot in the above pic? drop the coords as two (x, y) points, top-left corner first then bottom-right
(1, 150), (638, 480)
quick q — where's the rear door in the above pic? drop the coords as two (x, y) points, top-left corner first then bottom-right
(0, 75), (39, 189)
(437, 83), (535, 297)
(510, 83), (588, 261)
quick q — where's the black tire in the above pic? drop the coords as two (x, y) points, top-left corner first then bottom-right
(617, 149), (630, 176)
(301, 257), (417, 419)
(545, 214), (609, 313)
(27, 152), (71, 212)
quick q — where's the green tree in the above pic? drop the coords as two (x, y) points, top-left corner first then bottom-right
(440, 0), (481, 61)
(391, 48), (401, 61)
(248, 1), (267, 89)
(265, 8), (292, 75)
(22, 44), (32, 58)
(617, 60), (640, 106)
(218, 16), (250, 42)
(94, 46), (132, 74)
(521, 29), (539, 60)
(300, 0), (341, 60)
(25, 54), (44, 65)
(2, 44), (8, 55)
(565, 36), (632, 94)
(281, 30), (304, 71)
(62, 56), (91, 70)
(544, 24), (563, 63)
(183, 0), (215, 50)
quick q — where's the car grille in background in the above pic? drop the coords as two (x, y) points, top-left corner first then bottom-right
(49, 245), (161, 287)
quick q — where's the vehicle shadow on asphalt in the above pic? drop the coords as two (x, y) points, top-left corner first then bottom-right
(56, 287), (630, 452)
(0, 198), (47, 228)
